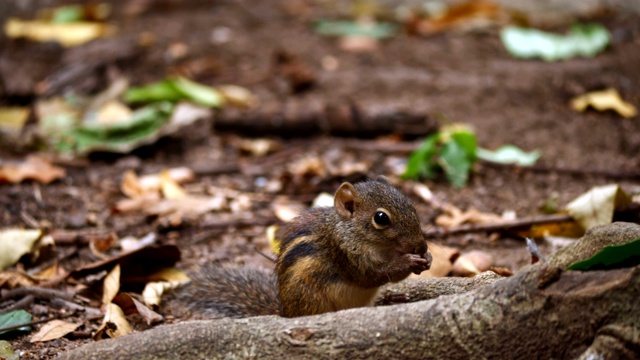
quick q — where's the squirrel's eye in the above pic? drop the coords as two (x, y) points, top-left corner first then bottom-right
(373, 210), (391, 228)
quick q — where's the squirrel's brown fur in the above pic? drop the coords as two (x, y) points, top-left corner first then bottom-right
(170, 177), (431, 319)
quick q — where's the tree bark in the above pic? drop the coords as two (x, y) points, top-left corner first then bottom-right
(57, 222), (640, 360)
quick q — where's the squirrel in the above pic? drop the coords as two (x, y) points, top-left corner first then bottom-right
(170, 176), (432, 319)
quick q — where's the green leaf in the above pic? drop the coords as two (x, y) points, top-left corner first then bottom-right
(403, 133), (440, 180)
(125, 80), (185, 104)
(477, 145), (541, 166)
(500, 23), (610, 61)
(52, 5), (85, 24)
(314, 20), (397, 39)
(568, 237), (640, 271)
(0, 310), (32, 336)
(439, 138), (473, 188)
(125, 78), (225, 107)
(63, 102), (174, 154)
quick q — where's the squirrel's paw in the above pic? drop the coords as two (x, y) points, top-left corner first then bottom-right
(406, 252), (432, 275)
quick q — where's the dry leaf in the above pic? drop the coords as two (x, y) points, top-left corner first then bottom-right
(119, 233), (157, 253)
(570, 88), (637, 118)
(566, 184), (631, 230)
(142, 281), (173, 307)
(160, 170), (187, 199)
(94, 100), (133, 125)
(339, 35), (379, 52)
(273, 202), (305, 222)
(94, 303), (133, 340)
(266, 225), (281, 255)
(410, 244), (459, 278)
(0, 271), (38, 288)
(31, 264), (64, 281)
(30, 320), (81, 342)
(436, 206), (505, 228)
(5, 18), (114, 47)
(102, 264), (121, 306)
(0, 156), (66, 184)
(452, 250), (493, 277)
(0, 229), (42, 271)
(217, 85), (257, 108)
(121, 168), (194, 198)
(414, 0), (505, 35)
(113, 293), (163, 325)
(235, 138), (280, 157)
(288, 156), (326, 178)
(0, 107), (30, 135)
(312, 192), (334, 208)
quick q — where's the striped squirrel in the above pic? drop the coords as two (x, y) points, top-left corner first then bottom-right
(171, 176), (431, 318)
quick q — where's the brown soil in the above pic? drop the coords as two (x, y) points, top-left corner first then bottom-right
(1, 0), (639, 358)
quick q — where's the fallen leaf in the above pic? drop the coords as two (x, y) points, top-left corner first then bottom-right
(94, 303), (132, 339)
(476, 145), (541, 166)
(452, 250), (493, 277)
(113, 293), (163, 325)
(266, 225), (281, 255)
(273, 202), (305, 222)
(102, 264), (121, 306)
(0, 107), (30, 135)
(146, 267), (190, 284)
(410, 244), (459, 278)
(142, 281), (173, 308)
(570, 88), (637, 118)
(0, 271), (38, 288)
(235, 138), (281, 157)
(121, 168), (194, 198)
(125, 78), (225, 107)
(160, 170), (187, 199)
(0, 310), (32, 336)
(501, 23), (610, 61)
(568, 237), (640, 271)
(119, 233), (157, 253)
(436, 206), (505, 228)
(4, 18), (114, 47)
(0, 229), (42, 271)
(566, 184), (631, 230)
(0, 156), (66, 184)
(0, 340), (18, 360)
(217, 85), (257, 108)
(414, 0), (505, 35)
(312, 193), (334, 208)
(30, 320), (81, 342)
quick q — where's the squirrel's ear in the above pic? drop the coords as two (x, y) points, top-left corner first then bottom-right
(375, 175), (391, 185)
(335, 182), (357, 219)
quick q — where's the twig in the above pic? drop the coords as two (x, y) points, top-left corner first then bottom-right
(0, 295), (34, 313)
(200, 216), (278, 229)
(51, 299), (103, 317)
(480, 161), (640, 180)
(423, 214), (574, 238)
(254, 246), (276, 263)
(1, 287), (75, 301)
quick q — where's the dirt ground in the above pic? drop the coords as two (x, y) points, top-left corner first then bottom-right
(1, 0), (639, 358)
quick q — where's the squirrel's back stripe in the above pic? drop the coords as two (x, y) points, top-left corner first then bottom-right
(281, 241), (317, 270)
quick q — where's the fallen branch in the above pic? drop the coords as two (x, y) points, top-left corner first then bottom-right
(57, 222), (640, 359)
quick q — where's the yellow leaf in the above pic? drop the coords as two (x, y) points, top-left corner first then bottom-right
(0, 229), (42, 271)
(566, 184), (631, 230)
(160, 170), (186, 199)
(570, 88), (637, 118)
(30, 320), (81, 342)
(142, 281), (172, 307)
(94, 303), (133, 339)
(410, 244), (459, 278)
(4, 18), (114, 47)
(102, 264), (121, 305)
(0, 107), (30, 135)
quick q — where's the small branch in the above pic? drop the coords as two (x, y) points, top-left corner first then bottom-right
(480, 161), (640, 180)
(423, 214), (574, 238)
(0, 295), (34, 312)
(1, 287), (75, 301)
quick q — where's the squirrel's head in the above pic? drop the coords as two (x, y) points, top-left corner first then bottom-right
(333, 176), (428, 259)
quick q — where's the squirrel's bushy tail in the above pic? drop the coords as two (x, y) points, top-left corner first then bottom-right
(168, 265), (281, 319)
